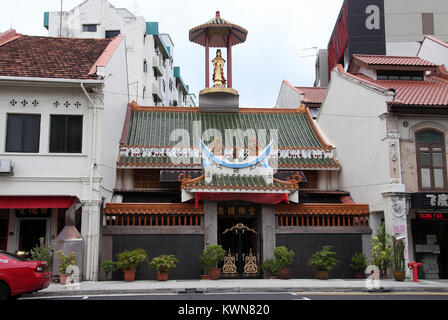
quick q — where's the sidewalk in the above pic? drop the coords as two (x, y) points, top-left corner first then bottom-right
(27, 278), (448, 297)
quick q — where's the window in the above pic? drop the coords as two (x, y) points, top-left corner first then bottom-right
(49, 115), (83, 153)
(6, 114), (41, 153)
(143, 59), (148, 73)
(162, 79), (165, 92)
(416, 130), (447, 190)
(377, 70), (424, 81)
(82, 24), (98, 32)
(105, 30), (120, 39)
(422, 13), (434, 35)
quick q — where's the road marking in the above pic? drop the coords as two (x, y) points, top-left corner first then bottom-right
(290, 293), (311, 300)
(293, 292), (448, 296)
(20, 293), (178, 300)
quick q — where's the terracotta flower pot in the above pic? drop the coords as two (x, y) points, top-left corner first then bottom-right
(157, 272), (169, 281)
(123, 269), (136, 282)
(279, 268), (291, 280)
(393, 270), (406, 282)
(59, 274), (70, 285)
(208, 268), (221, 280)
(200, 274), (211, 280)
(316, 270), (330, 280)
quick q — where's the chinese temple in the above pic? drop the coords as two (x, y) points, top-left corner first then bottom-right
(101, 12), (371, 280)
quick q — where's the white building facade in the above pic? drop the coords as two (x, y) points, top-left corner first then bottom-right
(0, 30), (128, 281)
(44, 0), (195, 107)
(317, 55), (448, 279)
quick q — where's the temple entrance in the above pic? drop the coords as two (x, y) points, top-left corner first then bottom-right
(217, 204), (260, 278)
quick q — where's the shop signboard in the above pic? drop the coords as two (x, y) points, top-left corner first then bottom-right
(416, 211), (448, 222)
(412, 193), (448, 222)
(411, 192), (448, 209)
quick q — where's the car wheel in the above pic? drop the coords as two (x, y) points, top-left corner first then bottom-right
(0, 282), (10, 301)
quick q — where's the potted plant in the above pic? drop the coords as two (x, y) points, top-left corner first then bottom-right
(101, 260), (117, 281)
(308, 245), (340, 280)
(370, 222), (392, 279)
(273, 246), (295, 279)
(261, 258), (280, 279)
(150, 254), (179, 281)
(116, 248), (148, 282)
(391, 236), (406, 282)
(350, 252), (368, 279)
(56, 250), (76, 285)
(200, 244), (226, 280)
(199, 255), (210, 280)
(30, 237), (53, 277)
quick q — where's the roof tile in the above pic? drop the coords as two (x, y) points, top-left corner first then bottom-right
(0, 34), (113, 80)
(353, 54), (438, 67)
(295, 87), (327, 104)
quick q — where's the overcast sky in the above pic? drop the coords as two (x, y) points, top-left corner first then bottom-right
(0, 0), (344, 108)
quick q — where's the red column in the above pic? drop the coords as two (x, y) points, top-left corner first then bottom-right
(205, 29), (209, 88)
(227, 29), (232, 88)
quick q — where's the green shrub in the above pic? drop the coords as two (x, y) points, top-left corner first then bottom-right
(350, 252), (368, 273)
(150, 255), (179, 273)
(273, 246), (295, 269)
(200, 245), (226, 269)
(30, 237), (53, 271)
(56, 250), (76, 275)
(391, 236), (405, 272)
(370, 222), (392, 275)
(308, 245), (340, 271)
(261, 258), (281, 276)
(101, 260), (117, 279)
(116, 248), (148, 271)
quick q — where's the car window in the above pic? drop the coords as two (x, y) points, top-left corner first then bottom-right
(0, 251), (27, 262)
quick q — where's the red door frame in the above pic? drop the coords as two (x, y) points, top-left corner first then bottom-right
(0, 212), (9, 251)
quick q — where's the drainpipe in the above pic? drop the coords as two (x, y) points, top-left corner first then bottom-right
(81, 82), (98, 281)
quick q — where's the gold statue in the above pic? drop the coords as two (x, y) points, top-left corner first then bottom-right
(212, 49), (226, 87)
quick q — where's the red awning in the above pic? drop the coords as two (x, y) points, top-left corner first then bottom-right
(195, 192), (288, 207)
(0, 196), (77, 209)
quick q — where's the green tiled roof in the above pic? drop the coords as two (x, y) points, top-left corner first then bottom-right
(118, 106), (339, 169)
(181, 174), (298, 192)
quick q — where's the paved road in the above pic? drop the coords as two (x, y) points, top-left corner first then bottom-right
(20, 292), (448, 300)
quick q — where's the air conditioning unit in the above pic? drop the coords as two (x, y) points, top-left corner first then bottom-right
(0, 159), (13, 175)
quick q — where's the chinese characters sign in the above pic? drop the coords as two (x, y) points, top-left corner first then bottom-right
(411, 193), (448, 209)
(426, 194), (448, 208)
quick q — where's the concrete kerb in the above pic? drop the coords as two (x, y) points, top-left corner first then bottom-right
(24, 279), (448, 298)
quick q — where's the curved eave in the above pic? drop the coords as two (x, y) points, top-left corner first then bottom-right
(189, 24), (248, 47)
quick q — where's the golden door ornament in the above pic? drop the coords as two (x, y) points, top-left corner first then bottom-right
(222, 250), (237, 276)
(222, 223), (257, 235)
(243, 249), (258, 275)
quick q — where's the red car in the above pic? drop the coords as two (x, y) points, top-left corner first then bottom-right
(0, 250), (51, 300)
